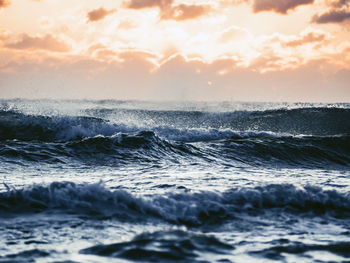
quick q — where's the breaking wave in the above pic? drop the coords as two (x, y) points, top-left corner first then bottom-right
(0, 107), (349, 142)
(1, 182), (349, 226)
(1, 107), (349, 168)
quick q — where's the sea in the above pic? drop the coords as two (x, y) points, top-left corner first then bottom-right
(0, 99), (349, 263)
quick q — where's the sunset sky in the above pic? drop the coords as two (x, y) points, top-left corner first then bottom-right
(0, 0), (349, 102)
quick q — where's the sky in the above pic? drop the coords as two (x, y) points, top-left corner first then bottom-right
(0, 0), (349, 102)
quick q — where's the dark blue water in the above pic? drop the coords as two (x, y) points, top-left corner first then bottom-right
(0, 99), (349, 263)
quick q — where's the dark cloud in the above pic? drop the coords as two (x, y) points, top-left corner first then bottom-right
(0, 0), (10, 9)
(126, 0), (212, 20)
(252, 0), (314, 14)
(312, 0), (350, 24)
(312, 9), (350, 23)
(87, 7), (116, 22)
(6, 34), (71, 52)
(330, 0), (349, 8)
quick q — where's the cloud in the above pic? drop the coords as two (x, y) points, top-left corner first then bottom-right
(1, 43), (350, 102)
(246, 29), (335, 73)
(0, 29), (9, 40)
(1, 51), (349, 102)
(118, 20), (138, 30)
(218, 26), (252, 43)
(126, 0), (172, 9)
(126, 0), (212, 21)
(6, 34), (71, 52)
(0, 0), (10, 9)
(252, 0), (314, 14)
(312, 10), (350, 23)
(284, 31), (327, 47)
(312, 0), (350, 24)
(87, 7), (116, 22)
(161, 4), (212, 21)
(330, 0), (350, 8)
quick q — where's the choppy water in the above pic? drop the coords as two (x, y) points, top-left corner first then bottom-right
(0, 99), (349, 263)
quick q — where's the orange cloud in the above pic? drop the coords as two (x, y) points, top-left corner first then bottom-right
(0, 0), (10, 8)
(87, 7), (117, 22)
(252, 0), (314, 14)
(6, 34), (71, 52)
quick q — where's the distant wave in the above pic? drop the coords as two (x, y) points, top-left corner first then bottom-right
(1, 182), (349, 225)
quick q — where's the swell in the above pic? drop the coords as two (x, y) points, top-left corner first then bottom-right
(250, 241), (350, 259)
(1, 107), (349, 142)
(0, 182), (349, 225)
(0, 131), (196, 166)
(1, 132), (349, 168)
(80, 230), (234, 262)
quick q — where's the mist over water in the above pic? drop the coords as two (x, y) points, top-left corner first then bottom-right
(0, 99), (349, 263)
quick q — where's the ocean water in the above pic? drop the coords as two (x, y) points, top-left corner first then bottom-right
(0, 99), (349, 263)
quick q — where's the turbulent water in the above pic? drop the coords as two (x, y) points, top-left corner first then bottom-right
(0, 99), (349, 263)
